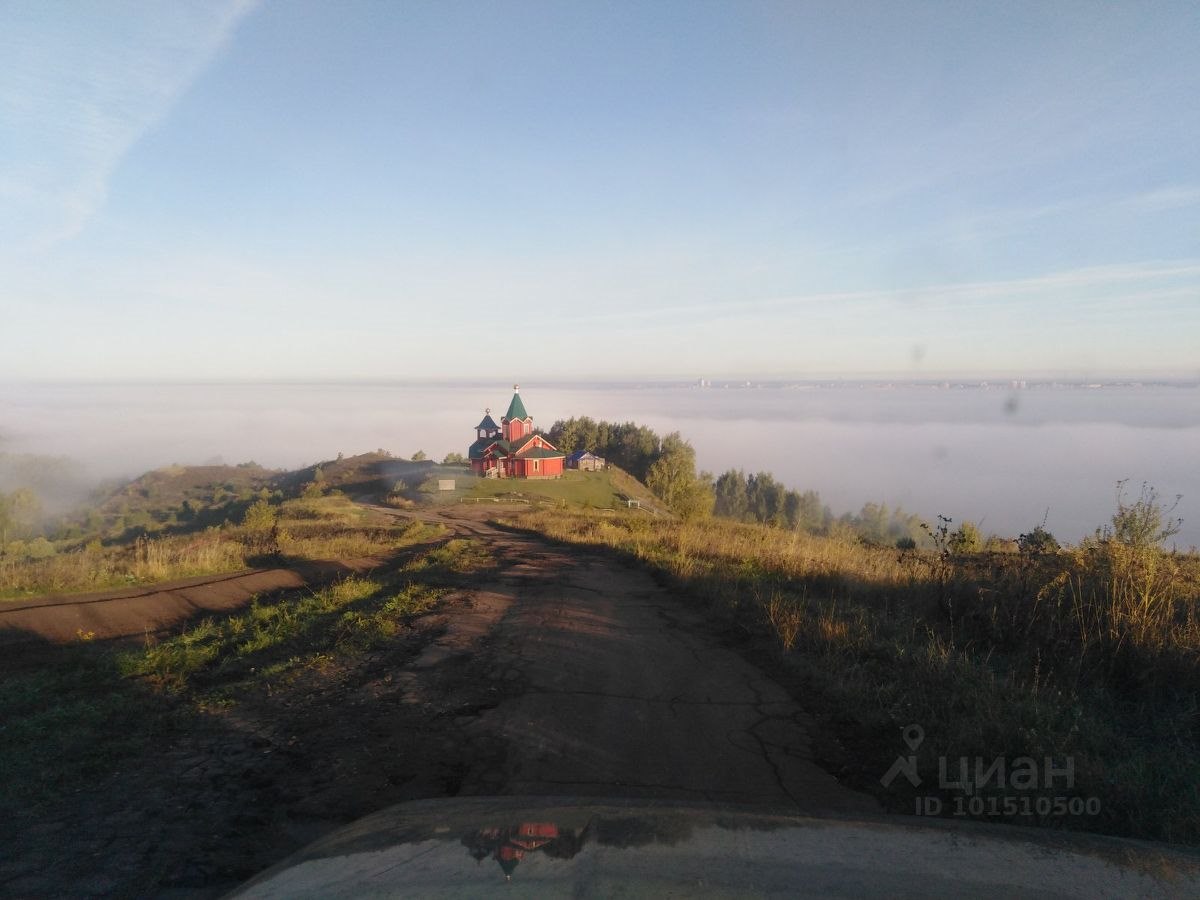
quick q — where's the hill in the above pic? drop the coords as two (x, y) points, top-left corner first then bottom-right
(0, 453), (668, 598)
(414, 464), (665, 513)
(275, 450), (405, 498)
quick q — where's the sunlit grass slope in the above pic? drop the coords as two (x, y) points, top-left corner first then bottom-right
(0, 495), (442, 600)
(418, 465), (662, 511)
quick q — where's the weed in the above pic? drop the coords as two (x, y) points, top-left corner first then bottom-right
(0, 501), (442, 600)
(506, 506), (1200, 844)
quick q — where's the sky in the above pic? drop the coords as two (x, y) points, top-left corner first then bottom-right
(2, 0), (1198, 381)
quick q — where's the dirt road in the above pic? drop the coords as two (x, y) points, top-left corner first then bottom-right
(0, 558), (390, 649)
(2, 505), (872, 897)
(429, 508), (873, 810)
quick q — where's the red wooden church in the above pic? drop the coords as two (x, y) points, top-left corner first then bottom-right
(468, 386), (566, 479)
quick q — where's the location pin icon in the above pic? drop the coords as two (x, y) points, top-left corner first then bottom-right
(903, 724), (924, 751)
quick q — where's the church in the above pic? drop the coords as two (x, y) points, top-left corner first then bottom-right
(468, 386), (566, 479)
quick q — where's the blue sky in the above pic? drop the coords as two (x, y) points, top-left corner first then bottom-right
(2, 0), (1198, 380)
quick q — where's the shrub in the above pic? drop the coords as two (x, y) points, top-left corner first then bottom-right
(948, 520), (982, 554)
(26, 537), (56, 559)
(1018, 525), (1060, 555)
(983, 535), (1017, 553)
(241, 500), (278, 553)
(1107, 481), (1182, 548)
(241, 499), (276, 532)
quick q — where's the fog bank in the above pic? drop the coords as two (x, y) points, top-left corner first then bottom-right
(2, 381), (1197, 547)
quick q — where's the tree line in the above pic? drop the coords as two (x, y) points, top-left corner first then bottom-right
(547, 417), (664, 481)
(547, 417), (716, 518)
(546, 416), (928, 542)
(714, 469), (928, 544)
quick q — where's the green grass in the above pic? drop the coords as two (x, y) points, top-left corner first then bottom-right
(404, 538), (495, 575)
(118, 575), (441, 692)
(0, 645), (174, 808)
(424, 466), (663, 511)
(0, 538), (485, 810)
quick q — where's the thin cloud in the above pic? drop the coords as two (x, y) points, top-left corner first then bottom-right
(1122, 186), (1200, 213)
(0, 0), (259, 255)
(559, 260), (1200, 325)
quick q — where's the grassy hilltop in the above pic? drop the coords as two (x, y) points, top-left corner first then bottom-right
(407, 464), (662, 511)
(1, 443), (1198, 847)
(0, 452), (659, 599)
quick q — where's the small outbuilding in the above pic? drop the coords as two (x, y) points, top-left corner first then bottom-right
(567, 450), (606, 471)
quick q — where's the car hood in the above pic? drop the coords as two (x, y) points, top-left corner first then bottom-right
(229, 796), (1200, 898)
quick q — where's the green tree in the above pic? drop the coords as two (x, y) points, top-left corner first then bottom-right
(442, 452), (467, 465)
(613, 423), (661, 480)
(411, 450), (427, 462)
(646, 447), (695, 509)
(548, 416), (598, 456)
(782, 490), (803, 529)
(714, 470), (749, 520)
(887, 507), (926, 545)
(796, 490), (829, 533)
(646, 437), (713, 520)
(549, 417), (663, 480)
(746, 472), (786, 526)
(676, 471), (716, 521)
(855, 502), (890, 543)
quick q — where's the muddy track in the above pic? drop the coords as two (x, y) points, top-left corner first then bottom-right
(411, 506), (877, 811)
(2, 504), (873, 898)
(0, 558), (393, 653)
(0, 514), (452, 650)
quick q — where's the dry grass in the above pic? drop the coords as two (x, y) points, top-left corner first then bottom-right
(0, 535), (249, 598)
(0, 497), (443, 600)
(507, 508), (1200, 846)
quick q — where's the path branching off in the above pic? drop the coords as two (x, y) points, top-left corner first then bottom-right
(1, 505), (872, 897)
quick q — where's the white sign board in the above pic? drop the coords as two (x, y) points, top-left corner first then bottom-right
(438, 479), (456, 491)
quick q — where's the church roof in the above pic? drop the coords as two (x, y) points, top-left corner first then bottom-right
(471, 432), (560, 459)
(504, 390), (529, 421)
(468, 437), (506, 459)
(509, 432), (558, 453)
(475, 413), (500, 431)
(518, 447), (565, 459)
